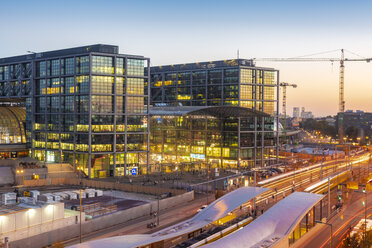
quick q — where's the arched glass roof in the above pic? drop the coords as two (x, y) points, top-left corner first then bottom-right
(150, 106), (269, 118)
(0, 107), (26, 144)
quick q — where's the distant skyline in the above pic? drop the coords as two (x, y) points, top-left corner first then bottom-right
(1, 0), (371, 116)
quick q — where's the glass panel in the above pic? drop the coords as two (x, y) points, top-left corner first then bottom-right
(91, 76), (114, 94)
(127, 78), (144, 95)
(116, 77), (125, 94)
(92, 56), (114, 74)
(127, 59), (144, 76)
(92, 95), (113, 113)
(76, 56), (89, 74)
(116, 57), (125, 75)
(240, 69), (253, 84)
(126, 96), (144, 113)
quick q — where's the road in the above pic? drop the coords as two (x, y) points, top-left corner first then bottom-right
(256, 152), (370, 209)
(303, 191), (372, 248)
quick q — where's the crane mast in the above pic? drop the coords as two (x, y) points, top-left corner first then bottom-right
(279, 82), (297, 142)
(339, 49), (345, 141)
(339, 49), (345, 113)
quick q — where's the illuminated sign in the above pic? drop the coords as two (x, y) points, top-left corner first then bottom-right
(131, 167), (138, 176)
(190, 153), (205, 159)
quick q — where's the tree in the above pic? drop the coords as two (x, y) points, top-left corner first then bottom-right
(300, 118), (337, 138)
(345, 126), (358, 140)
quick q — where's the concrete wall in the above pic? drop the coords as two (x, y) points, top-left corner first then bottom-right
(47, 163), (77, 178)
(15, 168), (48, 184)
(0, 202), (78, 243)
(9, 191), (194, 248)
(0, 167), (14, 185)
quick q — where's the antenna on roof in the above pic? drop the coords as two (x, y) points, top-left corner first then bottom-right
(237, 49), (240, 59)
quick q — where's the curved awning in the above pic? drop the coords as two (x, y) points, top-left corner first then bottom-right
(202, 192), (324, 248)
(150, 106), (269, 118)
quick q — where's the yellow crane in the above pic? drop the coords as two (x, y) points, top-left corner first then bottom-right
(280, 82), (297, 140)
(254, 49), (371, 142)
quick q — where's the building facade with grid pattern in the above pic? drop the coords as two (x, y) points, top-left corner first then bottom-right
(0, 45), (150, 178)
(150, 60), (279, 169)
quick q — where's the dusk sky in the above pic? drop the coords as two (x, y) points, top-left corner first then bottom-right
(1, 0), (371, 117)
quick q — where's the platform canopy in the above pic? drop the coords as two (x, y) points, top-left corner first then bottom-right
(69, 186), (269, 248)
(203, 192), (324, 248)
(150, 106), (269, 118)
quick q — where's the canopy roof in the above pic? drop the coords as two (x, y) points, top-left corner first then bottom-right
(150, 106), (269, 118)
(69, 187), (269, 248)
(203, 192), (324, 248)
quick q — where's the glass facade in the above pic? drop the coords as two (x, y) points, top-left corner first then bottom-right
(0, 107), (26, 144)
(0, 48), (279, 176)
(150, 59), (279, 169)
(0, 45), (150, 178)
(150, 115), (240, 171)
(151, 60), (277, 115)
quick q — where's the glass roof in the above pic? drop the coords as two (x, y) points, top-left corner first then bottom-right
(150, 106), (269, 118)
(0, 107), (26, 144)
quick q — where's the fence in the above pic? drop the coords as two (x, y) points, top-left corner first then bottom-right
(22, 178), (186, 196)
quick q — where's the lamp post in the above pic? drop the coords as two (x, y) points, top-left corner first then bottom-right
(328, 177), (331, 219)
(315, 220), (333, 248)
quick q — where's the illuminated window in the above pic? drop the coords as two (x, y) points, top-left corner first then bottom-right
(116, 58), (125, 75)
(127, 96), (144, 114)
(241, 85), (254, 100)
(116, 77), (125, 94)
(127, 78), (144, 95)
(240, 69), (253, 84)
(92, 56), (114, 74)
(92, 95), (113, 113)
(127, 59), (144, 76)
(91, 76), (114, 94)
(264, 71), (275, 85)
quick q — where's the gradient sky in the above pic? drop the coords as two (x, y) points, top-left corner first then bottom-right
(1, 0), (371, 117)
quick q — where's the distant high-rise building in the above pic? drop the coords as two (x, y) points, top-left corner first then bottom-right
(293, 107), (300, 118)
(301, 107), (305, 118)
(300, 107), (313, 119)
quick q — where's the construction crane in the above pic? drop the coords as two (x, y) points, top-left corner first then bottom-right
(280, 82), (297, 140)
(254, 49), (372, 142)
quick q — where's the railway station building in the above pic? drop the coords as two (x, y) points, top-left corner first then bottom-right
(0, 45), (279, 178)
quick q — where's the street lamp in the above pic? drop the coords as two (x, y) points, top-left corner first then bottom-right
(315, 220), (333, 248)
